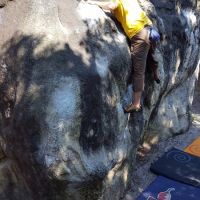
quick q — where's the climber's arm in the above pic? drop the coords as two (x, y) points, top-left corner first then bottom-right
(86, 0), (118, 11)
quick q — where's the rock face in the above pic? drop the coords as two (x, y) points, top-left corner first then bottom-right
(143, 0), (200, 140)
(0, 0), (199, 200)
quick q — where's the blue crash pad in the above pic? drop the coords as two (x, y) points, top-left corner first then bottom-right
(150, 148), (200, 188)
(136, 176), (200, 200)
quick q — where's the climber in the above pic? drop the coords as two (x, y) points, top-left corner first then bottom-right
(86, 0), (160, 113)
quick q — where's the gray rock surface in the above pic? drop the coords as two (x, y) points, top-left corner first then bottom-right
(0, 0), (199, 200)
(124, 74), (200, 200)
(142, 0), (200, 139)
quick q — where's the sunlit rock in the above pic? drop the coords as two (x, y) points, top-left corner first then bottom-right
(0, 0), (199, 199)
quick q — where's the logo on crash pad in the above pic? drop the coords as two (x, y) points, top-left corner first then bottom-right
(147, 188), (175, 200)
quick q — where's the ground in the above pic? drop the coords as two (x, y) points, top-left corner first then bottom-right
(124, 76), (200, 200)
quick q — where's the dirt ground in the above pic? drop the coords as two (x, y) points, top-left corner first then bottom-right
(124, 76), (200, 200)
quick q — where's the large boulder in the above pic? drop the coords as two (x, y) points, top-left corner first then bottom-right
(0, 0), (199, 200)
(143, 0), (200, 142)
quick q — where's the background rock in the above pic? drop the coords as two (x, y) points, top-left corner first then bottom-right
(142, 0), (200, 142)
(0, 0), (199, 200)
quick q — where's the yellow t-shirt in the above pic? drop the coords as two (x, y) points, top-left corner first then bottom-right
(113, 0), (152, 39)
